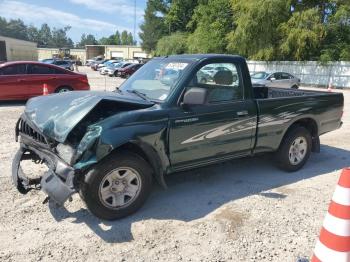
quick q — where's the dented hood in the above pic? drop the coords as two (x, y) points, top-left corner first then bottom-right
(24, 91), (154, 143)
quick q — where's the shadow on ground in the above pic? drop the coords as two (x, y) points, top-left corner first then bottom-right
(49, 144), (349, 243)
(0, 101), (26, 107)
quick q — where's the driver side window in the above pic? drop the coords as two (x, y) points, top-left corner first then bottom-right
(190, 63), (243, 103)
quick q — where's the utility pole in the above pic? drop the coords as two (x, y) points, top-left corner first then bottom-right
(134, 0), (136, 45)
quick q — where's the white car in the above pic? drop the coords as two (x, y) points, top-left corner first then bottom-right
(98, 60), (120, 72)
(100, 62), (121, 75)
(251, 71), (301, 89)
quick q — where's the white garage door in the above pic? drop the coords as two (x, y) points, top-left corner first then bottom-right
(110, 51), (124, 59)
(133, 52), (147, 58)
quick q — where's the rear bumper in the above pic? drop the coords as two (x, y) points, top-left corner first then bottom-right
(12, 141), (76, 206)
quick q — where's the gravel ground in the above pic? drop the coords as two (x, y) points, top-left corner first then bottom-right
(0, 67), (349, 262)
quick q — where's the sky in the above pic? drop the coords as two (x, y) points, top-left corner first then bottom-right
(0, 0), (147, 43)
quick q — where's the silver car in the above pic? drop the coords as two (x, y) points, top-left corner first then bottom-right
(251, 71), (300, 89)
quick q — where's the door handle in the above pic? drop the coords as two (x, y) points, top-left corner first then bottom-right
(236, 110), (248, 117)
(17, 79), (24, 82)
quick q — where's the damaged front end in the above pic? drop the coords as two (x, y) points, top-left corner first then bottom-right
(12, 91), (154, 206)
(12, 116), (77, 205)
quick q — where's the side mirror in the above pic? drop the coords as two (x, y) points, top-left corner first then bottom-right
(270, 77), (276, 81)
(182, 87), (207, 106)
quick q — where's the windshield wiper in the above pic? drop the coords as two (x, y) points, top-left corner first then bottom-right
(127, 89), (150, 101)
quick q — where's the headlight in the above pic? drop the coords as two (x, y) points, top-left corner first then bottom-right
(56, 143), (76, 165)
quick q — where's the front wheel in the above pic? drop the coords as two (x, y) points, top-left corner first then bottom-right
(80, 152), (153, 220)
(275, 126), (311, 172)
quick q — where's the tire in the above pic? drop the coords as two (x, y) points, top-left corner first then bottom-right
(114, 71), (119, 77)
(80, 152), (153, 220)
(291, 85), (299, 89)
(55, 86), (73, 93)
(275, 126), (311, 172)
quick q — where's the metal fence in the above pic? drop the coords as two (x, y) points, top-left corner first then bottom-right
(247, 61), (350, 89)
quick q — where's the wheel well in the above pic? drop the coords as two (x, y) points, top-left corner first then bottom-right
(279, 118), (319, 151)
(113, 142), (166, 188)
(55, 85), (73, 93)
(290, 118), (318, 138)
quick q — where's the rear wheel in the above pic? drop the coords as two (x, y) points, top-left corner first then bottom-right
(275, 126), (311, 172)
(80, 152), (153, 220)
(291, 85), (299, 89)
(55, 86), (73, 93)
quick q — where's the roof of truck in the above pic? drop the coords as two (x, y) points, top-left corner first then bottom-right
(157, 54), (246, 61)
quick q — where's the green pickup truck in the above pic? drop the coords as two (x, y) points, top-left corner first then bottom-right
(12, 54), (344, 220)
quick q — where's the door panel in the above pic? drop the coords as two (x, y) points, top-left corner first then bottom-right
(169, 101), (257, 167)
(26, 64), (63, 97)
(0, 64), (28, 100)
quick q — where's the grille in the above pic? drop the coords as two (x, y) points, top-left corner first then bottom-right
(18, 118), (47, 144)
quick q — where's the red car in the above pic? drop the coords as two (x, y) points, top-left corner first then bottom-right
(0, 61), (90, 100)
(118, 63), (144, 78)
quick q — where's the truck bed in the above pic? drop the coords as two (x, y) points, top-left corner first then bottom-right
(252, 86), (343, 154)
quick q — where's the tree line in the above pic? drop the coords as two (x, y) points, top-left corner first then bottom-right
(139, 0), (350, 62)
(0, 17), (136, 48)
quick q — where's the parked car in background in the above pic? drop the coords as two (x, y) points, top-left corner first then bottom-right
(49, 60), (74, 71)
(251, 71), (300, 89)
(40, 58), (55, 64)
(98, 60), (120, 72)
(100, 61), (121, 75)
(0, 61), (90, 100)
(110, 62), (133, 77)
(91, 59), (110, 71)
(86, 56), (103, 66)
(160, 69), (181, 85)
(119, 63), (144, 78)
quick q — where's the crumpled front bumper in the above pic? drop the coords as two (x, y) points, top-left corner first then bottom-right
(12, 142), (76, 206)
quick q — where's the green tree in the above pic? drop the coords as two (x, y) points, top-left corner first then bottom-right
(139, 0), (170, 53)
(165, 0), (199, 33)
(227, 0), (291, 60)
(51, 26), (74, 48)
(5, 19), (28, 40)
(120, 30), (128, 45)
(127, 32), (134, 45)
(39, 23), (53, 47)
(27, 25), (40, 43)
(187, 0), (233, 53)
(77, 33), (98, 48)
(279, 8), (325, 60)
(114, 31), (121, 45)
(320, 3), (350, 61)
(155, 32), (188, 55)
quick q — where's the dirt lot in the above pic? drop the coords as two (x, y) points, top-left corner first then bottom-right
(0, 67), (349, 262)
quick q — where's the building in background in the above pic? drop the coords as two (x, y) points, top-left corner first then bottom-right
(37, 48), (86, 63)
(0, 35), (37, 62)
(37, 45), (150, 64)
(86, 45), (149, 61)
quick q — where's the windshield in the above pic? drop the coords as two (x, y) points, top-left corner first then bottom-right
(251, 72), (269, 79)
(119, 58), (191, 102)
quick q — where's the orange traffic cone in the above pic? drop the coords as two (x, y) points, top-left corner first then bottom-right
(43, 83), (48, 95)
(327, 83), (333, 92)
(312, 168), (350, 262)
